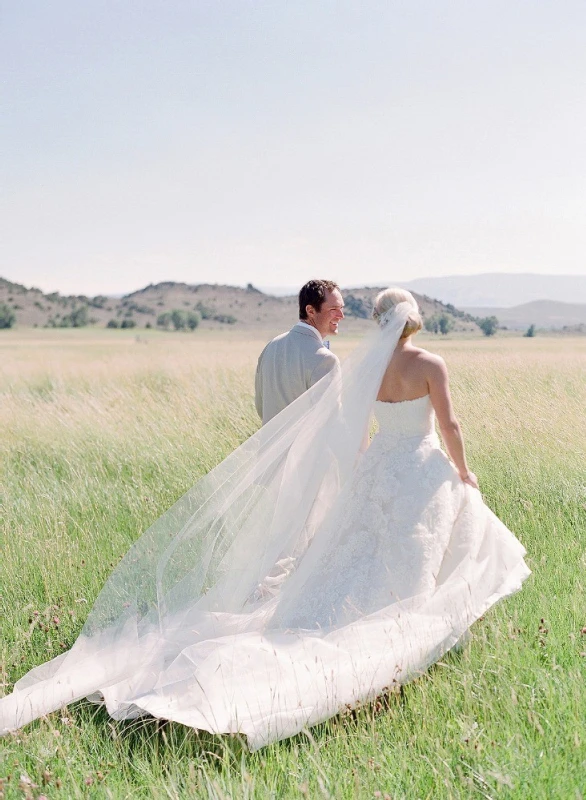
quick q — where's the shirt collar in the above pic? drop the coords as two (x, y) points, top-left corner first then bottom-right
(295, 320), (323, 344)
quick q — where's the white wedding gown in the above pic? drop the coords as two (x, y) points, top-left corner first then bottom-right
(0, 308), (530, 750)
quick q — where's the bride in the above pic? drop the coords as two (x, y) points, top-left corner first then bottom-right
(0, 288), (530, 750)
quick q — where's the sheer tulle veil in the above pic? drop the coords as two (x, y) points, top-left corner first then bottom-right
(1, 303), (414, 732)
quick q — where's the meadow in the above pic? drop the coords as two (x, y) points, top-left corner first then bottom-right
(0, 327), (585, 799)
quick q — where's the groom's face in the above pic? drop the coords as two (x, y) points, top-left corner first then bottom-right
(309, 288), (345, 338)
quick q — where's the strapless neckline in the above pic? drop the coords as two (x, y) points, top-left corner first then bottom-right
(374, 394), (434, 439)
(375, 394), (430, 406)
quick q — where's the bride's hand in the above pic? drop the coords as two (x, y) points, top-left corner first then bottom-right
(460, 471), (479, 489)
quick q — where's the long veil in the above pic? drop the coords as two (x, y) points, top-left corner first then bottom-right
(1, 304), (415, 735)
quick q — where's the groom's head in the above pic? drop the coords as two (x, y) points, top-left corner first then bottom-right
(299, 279), (345, 338)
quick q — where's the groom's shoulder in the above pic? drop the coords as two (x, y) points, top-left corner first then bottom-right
(259, 326), (324, 362)
(273, 329), (292, 343)
(257, 329), (292, 362)
(264, 329), (292, 350)
(265, 325), (306, 348)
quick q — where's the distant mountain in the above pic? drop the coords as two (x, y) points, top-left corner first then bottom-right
(0, 277), (478, 333)
(397, 273), (586, 308)
(464, 300), (586, 330)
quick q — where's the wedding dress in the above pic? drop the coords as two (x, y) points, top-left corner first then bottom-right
(0, 305), (530, 750)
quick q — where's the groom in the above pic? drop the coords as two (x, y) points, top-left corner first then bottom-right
(255, 279), (345, 424)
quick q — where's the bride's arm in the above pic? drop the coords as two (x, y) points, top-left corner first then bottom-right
(425, 355), (479, 489)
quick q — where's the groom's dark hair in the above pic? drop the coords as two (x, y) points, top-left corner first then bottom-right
(299, 279), (340, 320)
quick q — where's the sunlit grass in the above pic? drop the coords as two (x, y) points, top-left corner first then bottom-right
(1, 330), (585, 798)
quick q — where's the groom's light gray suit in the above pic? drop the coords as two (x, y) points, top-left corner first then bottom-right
(255, 322), (340, 424)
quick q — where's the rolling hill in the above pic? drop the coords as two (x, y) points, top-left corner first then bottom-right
(463, 300), (586, 331)
(0, 278), (479, 333)
(398, 273), (586, 308)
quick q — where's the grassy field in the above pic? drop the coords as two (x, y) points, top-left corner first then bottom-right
(0, 328), (585, 799)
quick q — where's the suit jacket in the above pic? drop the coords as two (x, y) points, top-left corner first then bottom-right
(255, 323), (340, 424)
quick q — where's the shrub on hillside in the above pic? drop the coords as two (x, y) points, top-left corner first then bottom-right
(343, 294), (370, 319)
(0, 303), (16, 329)
(194, 301), (215, 320)
(58, 305), (90, 328)
(157, 311), (172, 329)
(193, 302), (236, 324)
(157, 309), (200, 331)
(478, 316), (499, 337)
(89, 295), (109, 309)
(424, 313), (454, 335)
(186, 311), (200, 330)
(171, 309), (187, 330)
(122, 300), (155, 315)
(438, 315), (454, 335)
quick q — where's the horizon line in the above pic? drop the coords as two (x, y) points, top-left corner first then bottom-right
(2, 271), (586, 299)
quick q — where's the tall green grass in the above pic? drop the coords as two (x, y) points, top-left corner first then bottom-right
(1, 331), (585, 798)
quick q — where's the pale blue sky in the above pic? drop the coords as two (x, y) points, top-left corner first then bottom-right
(2, 1), (586, 295)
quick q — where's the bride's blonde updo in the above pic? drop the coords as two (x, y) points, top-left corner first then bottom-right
(372, 287), (423, 338)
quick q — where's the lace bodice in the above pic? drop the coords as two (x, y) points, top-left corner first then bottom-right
(374, 394), (435, 439)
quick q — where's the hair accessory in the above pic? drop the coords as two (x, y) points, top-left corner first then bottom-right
(378, 307), (396, 329)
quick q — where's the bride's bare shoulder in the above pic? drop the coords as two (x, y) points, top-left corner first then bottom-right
(409, 346), (445, 365)
(408, 347), (448, 378)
